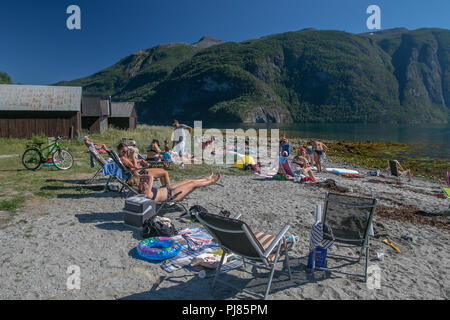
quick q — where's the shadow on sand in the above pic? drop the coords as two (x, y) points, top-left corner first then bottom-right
(119, 256), (331, 300)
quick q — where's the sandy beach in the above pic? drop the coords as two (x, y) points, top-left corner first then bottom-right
(0, 160), (448, 300)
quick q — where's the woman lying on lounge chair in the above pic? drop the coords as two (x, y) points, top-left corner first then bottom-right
(117, 143), (171, 186)
(82, 136), (108, 153)
(129, 173), (221, 202)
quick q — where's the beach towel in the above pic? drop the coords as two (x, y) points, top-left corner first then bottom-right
(309, 222), (334, 251)
(161, 236), (243, 274)
(102, 162), (128, 180)
(177, 227), (218, 251)
(443, 186), (450, 198)
(279, 156), (296, 180)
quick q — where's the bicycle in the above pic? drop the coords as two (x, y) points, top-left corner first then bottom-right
(22, 136), (74, 171)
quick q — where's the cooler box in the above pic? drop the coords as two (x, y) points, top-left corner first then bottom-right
(124, 194), (153, 213)
(123, 195), (156, 230)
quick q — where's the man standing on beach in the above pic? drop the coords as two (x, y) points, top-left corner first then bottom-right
(312, 140), (328, 173)
(171, 120), (192, 168)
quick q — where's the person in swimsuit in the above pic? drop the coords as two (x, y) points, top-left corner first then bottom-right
(312, 140), (328, 173)
(129, 173), (221, 202)
(117, 143), (170, 186)
(393, 160), (412, 182)
(82, 136), (108, 152)
(305, 145), (314, 166)
(293, 147), (316, 180)
(279, 134), (291, 156)
(146, 139), (163, 162)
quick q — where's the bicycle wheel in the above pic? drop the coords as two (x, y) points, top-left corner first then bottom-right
(52, 149), (74, 170)
(22, 148), (43, 170)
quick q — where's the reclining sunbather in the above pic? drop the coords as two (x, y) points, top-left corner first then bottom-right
(130, 173), (221, 202)
(117, 143), (171, 186)
(82, 136), (108, 152)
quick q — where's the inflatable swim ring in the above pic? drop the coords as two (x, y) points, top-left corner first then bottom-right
(235, 155), (256, 169)
(137, 237), (182, 261)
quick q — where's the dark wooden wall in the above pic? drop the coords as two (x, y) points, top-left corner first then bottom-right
(109, 117), (130, 130)
(0, 111), (81, 138)
(82, 116), (101, 133)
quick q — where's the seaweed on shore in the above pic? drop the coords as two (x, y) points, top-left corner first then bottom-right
(289, 138), (449, 179)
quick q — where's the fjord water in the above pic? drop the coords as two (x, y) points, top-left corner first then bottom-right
(204, 123), (450, 160)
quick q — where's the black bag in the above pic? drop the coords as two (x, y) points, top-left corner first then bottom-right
(188, 205), (209, 221)
(142, 216), (177, 238)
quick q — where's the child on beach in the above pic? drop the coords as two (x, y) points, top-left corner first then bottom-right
(279, 134), (291, 156)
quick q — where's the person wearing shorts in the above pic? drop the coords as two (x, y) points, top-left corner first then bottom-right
(171, 120), (192, 168)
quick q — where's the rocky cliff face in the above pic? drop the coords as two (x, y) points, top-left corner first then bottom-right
(369, 28), (449, 122)
(57, 28), (450, 124)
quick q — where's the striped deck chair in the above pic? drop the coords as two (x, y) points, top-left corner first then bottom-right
(194, 211), (293, 300)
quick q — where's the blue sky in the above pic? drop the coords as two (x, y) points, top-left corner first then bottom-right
(1, 0), (448, 84)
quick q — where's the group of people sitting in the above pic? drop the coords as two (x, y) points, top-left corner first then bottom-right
(279, 135), (328, 172)
(277, 134), (329, 181)
(117, 142), (220, 202)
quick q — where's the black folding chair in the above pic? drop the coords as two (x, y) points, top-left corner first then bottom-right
(195, 211), (292, 300)
(311, 192), (378, 282)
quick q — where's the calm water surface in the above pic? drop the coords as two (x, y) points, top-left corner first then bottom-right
(203, 123), (450, 160)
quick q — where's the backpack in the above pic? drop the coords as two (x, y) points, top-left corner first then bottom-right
(142, 216), (177, 238)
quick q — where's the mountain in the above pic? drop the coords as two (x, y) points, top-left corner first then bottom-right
(56, 28), (450, 124)
(0, 71), (12, 84)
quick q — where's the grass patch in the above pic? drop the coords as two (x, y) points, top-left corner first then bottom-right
(0, 198), (25, 212)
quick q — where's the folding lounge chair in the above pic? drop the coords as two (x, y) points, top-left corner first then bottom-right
(194, 211), (292, 300)
(85, 147), (109, 185)
(311, 192), (378, 282)
(105, 150), (140, 196)
(389, 159), (404, 178)
(154, 189), (188, 217)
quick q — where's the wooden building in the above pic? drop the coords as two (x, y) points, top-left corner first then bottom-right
(0, 85), (82, 138)
(81, 95), (110, 133)
(109, 102), (137, 130)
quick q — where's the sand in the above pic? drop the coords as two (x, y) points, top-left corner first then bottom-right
(0, 161), (448, 300)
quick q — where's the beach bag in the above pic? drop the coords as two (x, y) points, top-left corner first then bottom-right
(307, 246), (328, 268)
(142, 216), (177, 238)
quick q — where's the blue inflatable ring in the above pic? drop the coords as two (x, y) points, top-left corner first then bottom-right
(137, 237), (182, 261)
